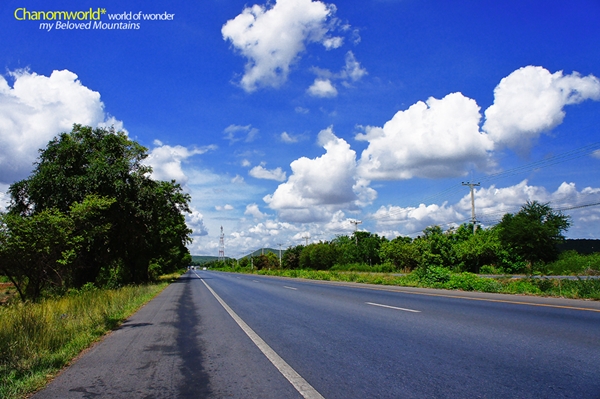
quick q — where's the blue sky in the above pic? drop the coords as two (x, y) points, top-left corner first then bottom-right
(1, 0), (600, 257)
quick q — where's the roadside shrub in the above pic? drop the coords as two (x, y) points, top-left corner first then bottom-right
(545, 251), (600, 276)
(415, 266), (452, 286)
(445, 273), (503, 292)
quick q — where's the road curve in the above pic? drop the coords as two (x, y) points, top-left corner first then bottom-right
(34, 270), (600, 398)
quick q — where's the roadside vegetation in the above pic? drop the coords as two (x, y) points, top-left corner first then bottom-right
(0, 125), (193, 398)
(208, 201), (600, 300)
(0, 275), (179, 399)
(0, 125), (192, 303)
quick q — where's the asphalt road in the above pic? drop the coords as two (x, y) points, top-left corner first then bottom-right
(34, 270), (600, 398)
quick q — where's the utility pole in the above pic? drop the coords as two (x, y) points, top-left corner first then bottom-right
(277, 243), (283, 267)
(218, 226), (225, 261)
(462, 182), (480, 234)
(350, 220), (362, 245)
(302, 235), (310, 246)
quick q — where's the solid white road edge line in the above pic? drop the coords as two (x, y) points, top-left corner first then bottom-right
(197, 274), (325, 399)
(366, 302), (421, 313)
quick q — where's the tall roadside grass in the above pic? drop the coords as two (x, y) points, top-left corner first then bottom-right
(0, 282), (170, 399)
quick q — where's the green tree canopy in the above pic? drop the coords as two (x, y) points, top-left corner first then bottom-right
(497, 201), (570, 267)
(4, 125), (192, 293)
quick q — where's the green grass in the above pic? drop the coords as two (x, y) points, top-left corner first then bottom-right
(0, 282), (170, 399)
(218, 267), (600, 300)
(543, 251), (600, 276)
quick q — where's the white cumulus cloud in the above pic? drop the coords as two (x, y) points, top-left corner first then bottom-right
(144, 141), (216, 184)
(222, 0), (340, 92)
(245, 203), (267, 219)
(357, 92), (495, 180)
(264, 126), (375, 222)
(307, 51), (367, 96)
(340, 51), (367, 83)
(0, 69), (120, 184)
(483, 66), (600, 153)
(249, 164), (287, 181)
(186, 208), (209, 238)
(307, 78), (338, 97)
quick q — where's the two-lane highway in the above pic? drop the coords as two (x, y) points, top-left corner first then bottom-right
(35, 270), (600, 398)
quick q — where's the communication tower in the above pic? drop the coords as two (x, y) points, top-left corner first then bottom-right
(218, 226), (225, 261)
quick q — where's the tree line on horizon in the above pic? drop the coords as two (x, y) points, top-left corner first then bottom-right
(210, 201), (573, 276)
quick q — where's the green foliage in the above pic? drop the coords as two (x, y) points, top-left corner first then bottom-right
(0, 210), (78, 301)
(544, 251), (600, 276)
(333, 232), (386, 266)
(282, 245), (303, 269)
(497, 201), (570, 268)
(379, 236), (420, 271)
(252, 252), (280, 270)
(299, 241), (339, 270)
(455, 227), (505, 273)
(414, 226), (461, 269)
(415, 266), (452, 286)
(330, 263), (397, 273)
(242, 267), (600, 300)
(444, 273), (504, 292)
(2, 125), (192, 299)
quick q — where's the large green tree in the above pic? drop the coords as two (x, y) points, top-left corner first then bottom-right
(6, 124), (192, 288)
(497, 201), (570, 268)
(334, 232), (386, 267)
(380, 236), (421, 271)
(282, 244), (304, 269)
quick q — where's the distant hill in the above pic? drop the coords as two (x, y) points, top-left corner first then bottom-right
(241, 248), (285, 258)
(190, 255), (230, 264)
(559, 239), (600, 254)
(190, 249), (285, 263)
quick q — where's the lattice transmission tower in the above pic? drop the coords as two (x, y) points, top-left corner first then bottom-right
(218, 226), (225, 261)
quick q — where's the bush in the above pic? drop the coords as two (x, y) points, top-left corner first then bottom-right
(415, 266), (452, 286)
(479, 265), (506, 275)
(445, 273), (503, 292)
(545, 251), (600, 276)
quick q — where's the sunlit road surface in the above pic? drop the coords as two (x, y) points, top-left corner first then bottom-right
(34, 270), (600, 398)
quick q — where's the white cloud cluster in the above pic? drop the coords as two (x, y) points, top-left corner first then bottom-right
(307, 78), (338, 97)
(307, 51), (367, 97)
(483, 66), (600, 152)
(371, 202), (464, 235)
(249, 164), (287, 181)
(245, 203), (267, 219)
(260, 66), (600, 225)
(186, 208), (209, 239)
(224, 124), (259, 144)
(222, 0), (340, 92)
(0, 69), (117, 184)
(144, 141), (216, 184)
(357, 92), (495, 180)
(370, 180), (600, 237)
(340, 51), (367, 83)
(264, 127), (375, 222)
